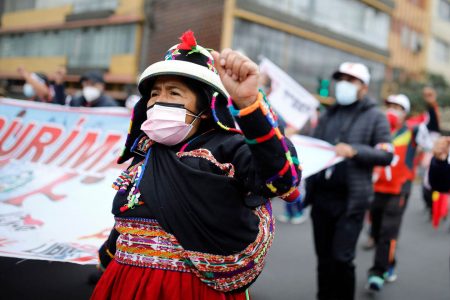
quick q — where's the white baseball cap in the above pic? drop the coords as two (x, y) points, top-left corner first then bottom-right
(332, 62), (371, 85)
(386, 94), (410, 113)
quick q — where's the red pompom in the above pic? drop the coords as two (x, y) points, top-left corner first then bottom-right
(177, 30), (197, 50)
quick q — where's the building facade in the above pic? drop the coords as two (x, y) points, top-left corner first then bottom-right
(427, 0), (450, 83)
(0, 0), (144, 99)
(223, 0), (394, 98)
(0, 0), (396, 100)
(387, 0), (430, 82)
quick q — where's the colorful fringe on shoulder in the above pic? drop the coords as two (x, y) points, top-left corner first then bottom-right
(112, 135), (154, 212)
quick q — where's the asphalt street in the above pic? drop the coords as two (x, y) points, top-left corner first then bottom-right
(1, 184), (449, 300)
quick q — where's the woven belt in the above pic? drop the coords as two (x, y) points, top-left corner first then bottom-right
(114, 217), (190, 272)
(113, 201), (274, 292)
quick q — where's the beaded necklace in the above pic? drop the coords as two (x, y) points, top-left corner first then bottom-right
(112, 135), (153, 212)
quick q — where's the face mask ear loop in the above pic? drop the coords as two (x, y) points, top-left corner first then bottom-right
(191, 108), (208, 122)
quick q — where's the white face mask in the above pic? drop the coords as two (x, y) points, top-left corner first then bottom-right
(82, 86), (101, 103)
(23, 83), (35, 98)
(335, 81), (359, 106)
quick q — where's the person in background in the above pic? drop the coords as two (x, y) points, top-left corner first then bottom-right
(366, 94), (435, 292)
(364, 90), (441, 246)
(17, 66), (67, 105)
(305, 62), (393, 300)
(18, 66), (52, 102)
(50, 66), (67, 105)
(428, 135), (450, 278)
(70, 71), (118, 107)
(417, 87), (441, 216)
(428, 136), (450, 192)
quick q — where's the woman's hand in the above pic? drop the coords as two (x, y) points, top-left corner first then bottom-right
(212, 49), (259, 109)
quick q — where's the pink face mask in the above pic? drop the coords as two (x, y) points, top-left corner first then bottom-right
(140, 103), (200, 146)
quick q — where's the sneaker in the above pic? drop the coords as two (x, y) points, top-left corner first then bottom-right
(384, 267), (398, 283)
(290, 212), (307, 225)
(276, 213), (291, 223)
(362, 237), (375, 251)
(366, 275), (384, 292)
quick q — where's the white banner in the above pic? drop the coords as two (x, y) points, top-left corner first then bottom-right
(0, 98), (130, 264)
(259, 58), (319, 130)
(0, 99), (342, 264)
(290, 135), (344, 179)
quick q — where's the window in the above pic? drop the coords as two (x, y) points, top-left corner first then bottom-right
(434, 38), (450, 63)
(249, 0), (390, 50)
(3, 0), (36, 12)
(0, 24), (136, 69)
(439, 0), (450, 21)
(72, 0), (118, 13)
(3, 0), (118, 13)
(233, 19), (386, 97)
(399, 25), (423, 54)
(35, 0), (74, 9)
(409, 31), (423, 54)
(400, 25), (410, 48)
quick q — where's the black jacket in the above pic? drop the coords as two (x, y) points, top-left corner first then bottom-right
(428, 157), (450, 192)
(69, 94), (118, 107)
(306, 97), (393, 215)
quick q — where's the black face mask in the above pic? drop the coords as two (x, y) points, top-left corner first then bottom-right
(147, 102), (198, 116)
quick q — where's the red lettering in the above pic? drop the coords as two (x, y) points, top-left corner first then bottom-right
(45, 128), (80, 164)
(0, 117), (6, 131)
(0, 120), (35, 158)
(61, 132), (122, 171)
(45, 118), (85, 165)
(16, 125), (63, 162)
(5, 172), (78, 206)
(80, 175), (104, 184)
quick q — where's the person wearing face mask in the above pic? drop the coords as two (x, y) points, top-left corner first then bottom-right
(416, 87), (442, 217)
(17, 66), (67, 105)
(90, 31), (301, 300)
(428, 136), (450, 192)
(366, 94), (438, 292)
(18, 66), (52, 102)
(69, 71), (118, 107)
(304, 62), (393, 300)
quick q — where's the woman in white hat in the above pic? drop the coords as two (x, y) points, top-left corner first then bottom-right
(91, 31), (301, 300)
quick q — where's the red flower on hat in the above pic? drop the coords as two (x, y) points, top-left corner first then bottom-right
(177, 30), (197, 50)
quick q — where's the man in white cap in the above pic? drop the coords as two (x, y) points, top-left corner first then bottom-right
(305, 62), (393, 300)
(367, 93), (438, 293)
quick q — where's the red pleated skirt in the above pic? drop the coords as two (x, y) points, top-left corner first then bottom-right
(90, 260), (249, 300)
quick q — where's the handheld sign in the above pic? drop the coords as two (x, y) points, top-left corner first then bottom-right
(259, 58), (319, 130)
